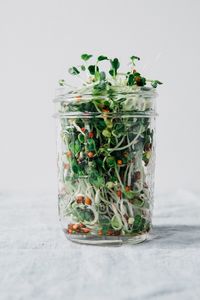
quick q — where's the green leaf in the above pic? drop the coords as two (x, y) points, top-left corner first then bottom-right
(151, 80), (163, 88)
(69, 140), (81, 155)
(78, 133), (85, 143)
(58, 79), (65, 86)
(109, 69), (115, 77)
(110, 58), (120, 76)
(68, 66), (80, 75)
(95, 119), (106, 131)
(87, 138), (96, 151)
(72, 162), (79, 174)
(106, 156), (116, 168)
(81, 65), (86, 71)
(111, 215), (123, 230)
(132, 215), (145, 232)
(124, 190), (140, 200)
(112, 123), (125, 137)
(102, 129), (111, 138)
(89, 170), (105, 188)
(98, 55), (108, 61)
(105, 119), (113, 128)
(130, 55), (140, 65)
(133, 72), (141, 77)
(127, 74), (134, 86)
(133, 198), (145, 207)
(88, 65), (99, 75)
(81, 53), (93, 61)
(93, 81), (106, 91)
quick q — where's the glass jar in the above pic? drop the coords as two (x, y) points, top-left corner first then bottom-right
(54, 87), (157, 245)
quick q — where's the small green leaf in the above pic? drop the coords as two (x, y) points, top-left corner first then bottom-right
(88, 65), (99, 75)
(78, 133), (85, 143)
(133, 72), (141, 77)
(93, 81), (106, 91)
(151, 80), (163, 88)
(81, 65), (86, 71)
(124, 190), (140, 200)
(98, 55), (108, 61)
(130, 55), (140, 65)
(111, 215), (123, 230)
(102, 129), (111, 138)
(127, 74), (134, 86)
(58, 79), (65, 86)
(96, 119), (106, 130)
(110, 58), (120, 76)
(106, 156), (116, 168)
(88, 170), (105, 188)
(81, 53), (93, 61)
(87, 138), (96, 151)
(109, 69), (115, 77)
(72, 162), (79, 174)
(68, 66), (80, 75)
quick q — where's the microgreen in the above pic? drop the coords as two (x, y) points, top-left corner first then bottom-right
(59, 79), (65, 86)
(81, 53), (93, 61)
(109, 58), (120, 77)
(130, 55), (140, 65)
(151, 80), (163, 88)
(98, 55), (109, 61)
(68, 66), (80, 75)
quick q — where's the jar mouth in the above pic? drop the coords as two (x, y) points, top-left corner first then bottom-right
(53, 86), (157, 103)
(53, 86), (157, 118)
(53, 110), (158, 119)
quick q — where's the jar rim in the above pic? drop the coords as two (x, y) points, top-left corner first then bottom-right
(53, 86), (157, 103)
(53, 110), (158, 119)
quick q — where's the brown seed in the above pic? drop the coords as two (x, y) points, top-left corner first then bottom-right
(85, 197), (92, 205)
(88, 132), (94, 138)
(125, 186), (131, 192)
(81, 227), (90, 233)
(75, 96), (82, 102)
(98, 230), (103, 236)
(117, 159), (123, 165)
(64, 163), (69, 169)
(72, 224), (79, 230)
(76, 195), (84, 203)
(107, 230), (113, 236)
(87, 152), (94, 158)
(66, 151), (72, 157)
(117, 190), (122, 198)
(68, 224), (73, 230)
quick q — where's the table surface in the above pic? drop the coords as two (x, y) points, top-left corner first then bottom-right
(0, 190), (200, 300)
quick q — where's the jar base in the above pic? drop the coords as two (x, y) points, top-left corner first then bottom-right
(65, 232), (149, 246)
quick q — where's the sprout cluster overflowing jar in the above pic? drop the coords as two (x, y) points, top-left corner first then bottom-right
(54, 87), (158, 245)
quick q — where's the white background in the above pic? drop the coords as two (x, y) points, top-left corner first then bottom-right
(0, 0), (200, 194)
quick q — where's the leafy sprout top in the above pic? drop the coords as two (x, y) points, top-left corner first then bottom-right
(59, 53), (162, 95)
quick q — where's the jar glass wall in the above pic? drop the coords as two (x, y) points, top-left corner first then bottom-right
(54, 90), (157, 245)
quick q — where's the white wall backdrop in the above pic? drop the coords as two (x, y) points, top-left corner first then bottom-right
(0, 0), (200, 194)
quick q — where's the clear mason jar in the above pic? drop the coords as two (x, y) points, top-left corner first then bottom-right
(54, 87), (157, 245)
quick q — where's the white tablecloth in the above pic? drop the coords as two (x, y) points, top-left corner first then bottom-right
(0, 190), (200, 300)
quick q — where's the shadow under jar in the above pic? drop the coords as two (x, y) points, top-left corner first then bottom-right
(54, 88), (157, 246)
